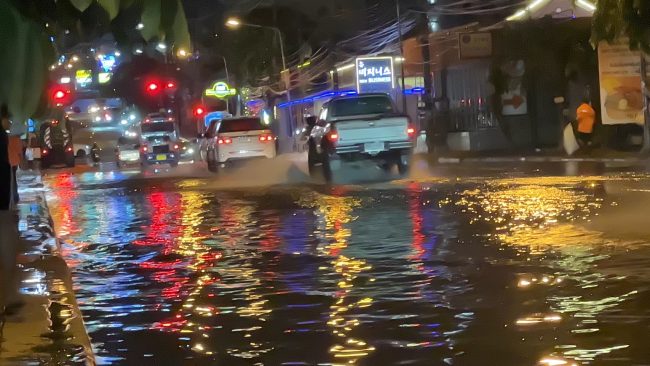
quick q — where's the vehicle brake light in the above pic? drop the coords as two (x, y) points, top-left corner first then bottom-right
(259, 134), (274, 142)
(41, 148), (48, 155)
(144, 118), (151, 123)
(142, 146), (148, 152)
(173, 144), (179, 150)
(407, 125), (416, 139)
(328, 130), (339, 144)
(217, 137), (232, 144)
(66, 146), (73, 152)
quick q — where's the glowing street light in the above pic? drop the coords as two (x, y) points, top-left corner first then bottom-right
(156, 42), (167, 51)
(177, 48), (189, 58)
(136, 23), (144, 30)
(225, 18), (241, 28)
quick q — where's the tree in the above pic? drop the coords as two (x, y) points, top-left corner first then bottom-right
(591, 0), (650, 53)
(0, 0), (191, 122)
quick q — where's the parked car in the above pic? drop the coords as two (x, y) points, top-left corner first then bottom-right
(204, 116), (277, 172)
(307, 93), (414, 181)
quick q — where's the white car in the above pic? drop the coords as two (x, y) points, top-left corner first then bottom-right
(204, 117), (276, 172)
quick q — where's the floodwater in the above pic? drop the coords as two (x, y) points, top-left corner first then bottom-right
(43, 161), (650, 365)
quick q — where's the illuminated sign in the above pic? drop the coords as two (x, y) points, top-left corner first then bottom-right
(356, 56), (394, 93)
(75, 69), (92, 86)
(205, 82), (237, 98)
(97, 54), (117, 72)
(98, 72), (112, 84)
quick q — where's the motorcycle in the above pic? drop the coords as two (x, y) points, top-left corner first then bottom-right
(91, 143), (101, 163)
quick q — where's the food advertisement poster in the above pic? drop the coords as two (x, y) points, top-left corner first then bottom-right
(598, 40), (644, 125)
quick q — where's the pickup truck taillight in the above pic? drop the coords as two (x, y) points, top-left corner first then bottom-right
(407, 125), (416, 139)
(327, 128), (339, 145)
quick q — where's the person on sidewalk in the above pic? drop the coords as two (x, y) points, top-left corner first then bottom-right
(576, 98), (596, 149)
(0, 103), (23, 315)
(6, 118), (24, 203)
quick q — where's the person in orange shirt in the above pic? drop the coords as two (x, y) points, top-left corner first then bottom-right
(3, 117), (23, 203)
(576, 99), (596, 147)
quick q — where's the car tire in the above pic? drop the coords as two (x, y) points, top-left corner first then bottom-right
(396, 151), (409, 176)
(307, 141), (319, 177)
(321, 151), (333, 183)
(66, 155), (75, 168)
(207, 150), (219, 173)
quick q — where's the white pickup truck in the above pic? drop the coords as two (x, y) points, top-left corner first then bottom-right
(307, 93), (415, 181)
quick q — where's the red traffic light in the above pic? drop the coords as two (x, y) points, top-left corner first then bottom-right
(50, 86), (72, 106)
(53, 90), (66, 100)
(146, 82), (160, 93)
(193, 106), (205, 117)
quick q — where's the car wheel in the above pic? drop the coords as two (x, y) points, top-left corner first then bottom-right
(321, 151), (333, 183)
(396, 151), (409, 176)
(207, 150), (219, 173)
(307, 142), (319, 177)
(66, 154), (75, 168)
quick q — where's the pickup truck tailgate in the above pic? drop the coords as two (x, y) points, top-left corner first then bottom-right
(335, 116), (409, 145)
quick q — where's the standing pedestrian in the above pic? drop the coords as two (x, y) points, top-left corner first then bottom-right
(6, 118), (24, 203)
(0, 103), (22, 315)
(576, 97), (596, 149)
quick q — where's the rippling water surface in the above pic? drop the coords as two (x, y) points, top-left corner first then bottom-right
(45, 172), (650, 365)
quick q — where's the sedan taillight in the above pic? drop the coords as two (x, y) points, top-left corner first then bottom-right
(217, 136), (232, 144)
(259, 134), (274, 142)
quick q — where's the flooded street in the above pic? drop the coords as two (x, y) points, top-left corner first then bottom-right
(42, 162), (650, 365)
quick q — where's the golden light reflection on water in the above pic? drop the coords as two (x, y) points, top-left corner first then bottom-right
(301, 192), (375, 365)
(449, 177), (640, 365)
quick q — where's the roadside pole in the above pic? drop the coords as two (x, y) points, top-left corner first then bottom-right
(641, 54), (650, 153)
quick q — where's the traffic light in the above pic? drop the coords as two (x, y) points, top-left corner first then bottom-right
(193, 105), (206, 117)
(146, 81), (160, 94)
(50, 86), (72, 106)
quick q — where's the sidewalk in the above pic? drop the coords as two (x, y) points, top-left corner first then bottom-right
(430, 148), (649, 164)
(0, 170), (94, 365)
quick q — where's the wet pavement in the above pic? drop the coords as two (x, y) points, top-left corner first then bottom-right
(0, 172), (93, 365)
(39, 158), (650, 365)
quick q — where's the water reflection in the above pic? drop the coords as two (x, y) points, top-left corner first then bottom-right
(42, 174), (650, 365)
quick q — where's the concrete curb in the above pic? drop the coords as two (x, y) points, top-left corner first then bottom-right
(436, 156), (646, 164)
(1, 171), (95, 365)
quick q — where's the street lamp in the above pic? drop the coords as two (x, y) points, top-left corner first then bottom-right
(225, 17), (287, 74)
(225, 17), (292, 130)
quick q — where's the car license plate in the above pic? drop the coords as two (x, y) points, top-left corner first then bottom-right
(156, 154), (167, 161)
(364, 142), (384, 152)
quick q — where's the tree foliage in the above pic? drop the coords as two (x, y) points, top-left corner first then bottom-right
(0, 0), (190, 120)
(592, 0), (650, 53)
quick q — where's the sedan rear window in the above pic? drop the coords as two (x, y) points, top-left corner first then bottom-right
(218, 118), (264, 133)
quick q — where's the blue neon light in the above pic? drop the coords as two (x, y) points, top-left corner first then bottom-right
(404, 87), (425, 95)
(278, 89), (358, 108)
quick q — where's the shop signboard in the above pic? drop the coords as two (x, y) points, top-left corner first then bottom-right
(205, 82), (237, 99)
(356, 57), (394, 94)
(75, 69), (92, 88)
(459, 32), (492, 59)
(598, 39), (644, 125)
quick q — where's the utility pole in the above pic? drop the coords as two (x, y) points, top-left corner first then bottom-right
(641, 54), (650, 153)
(396, 0), (407, 112)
